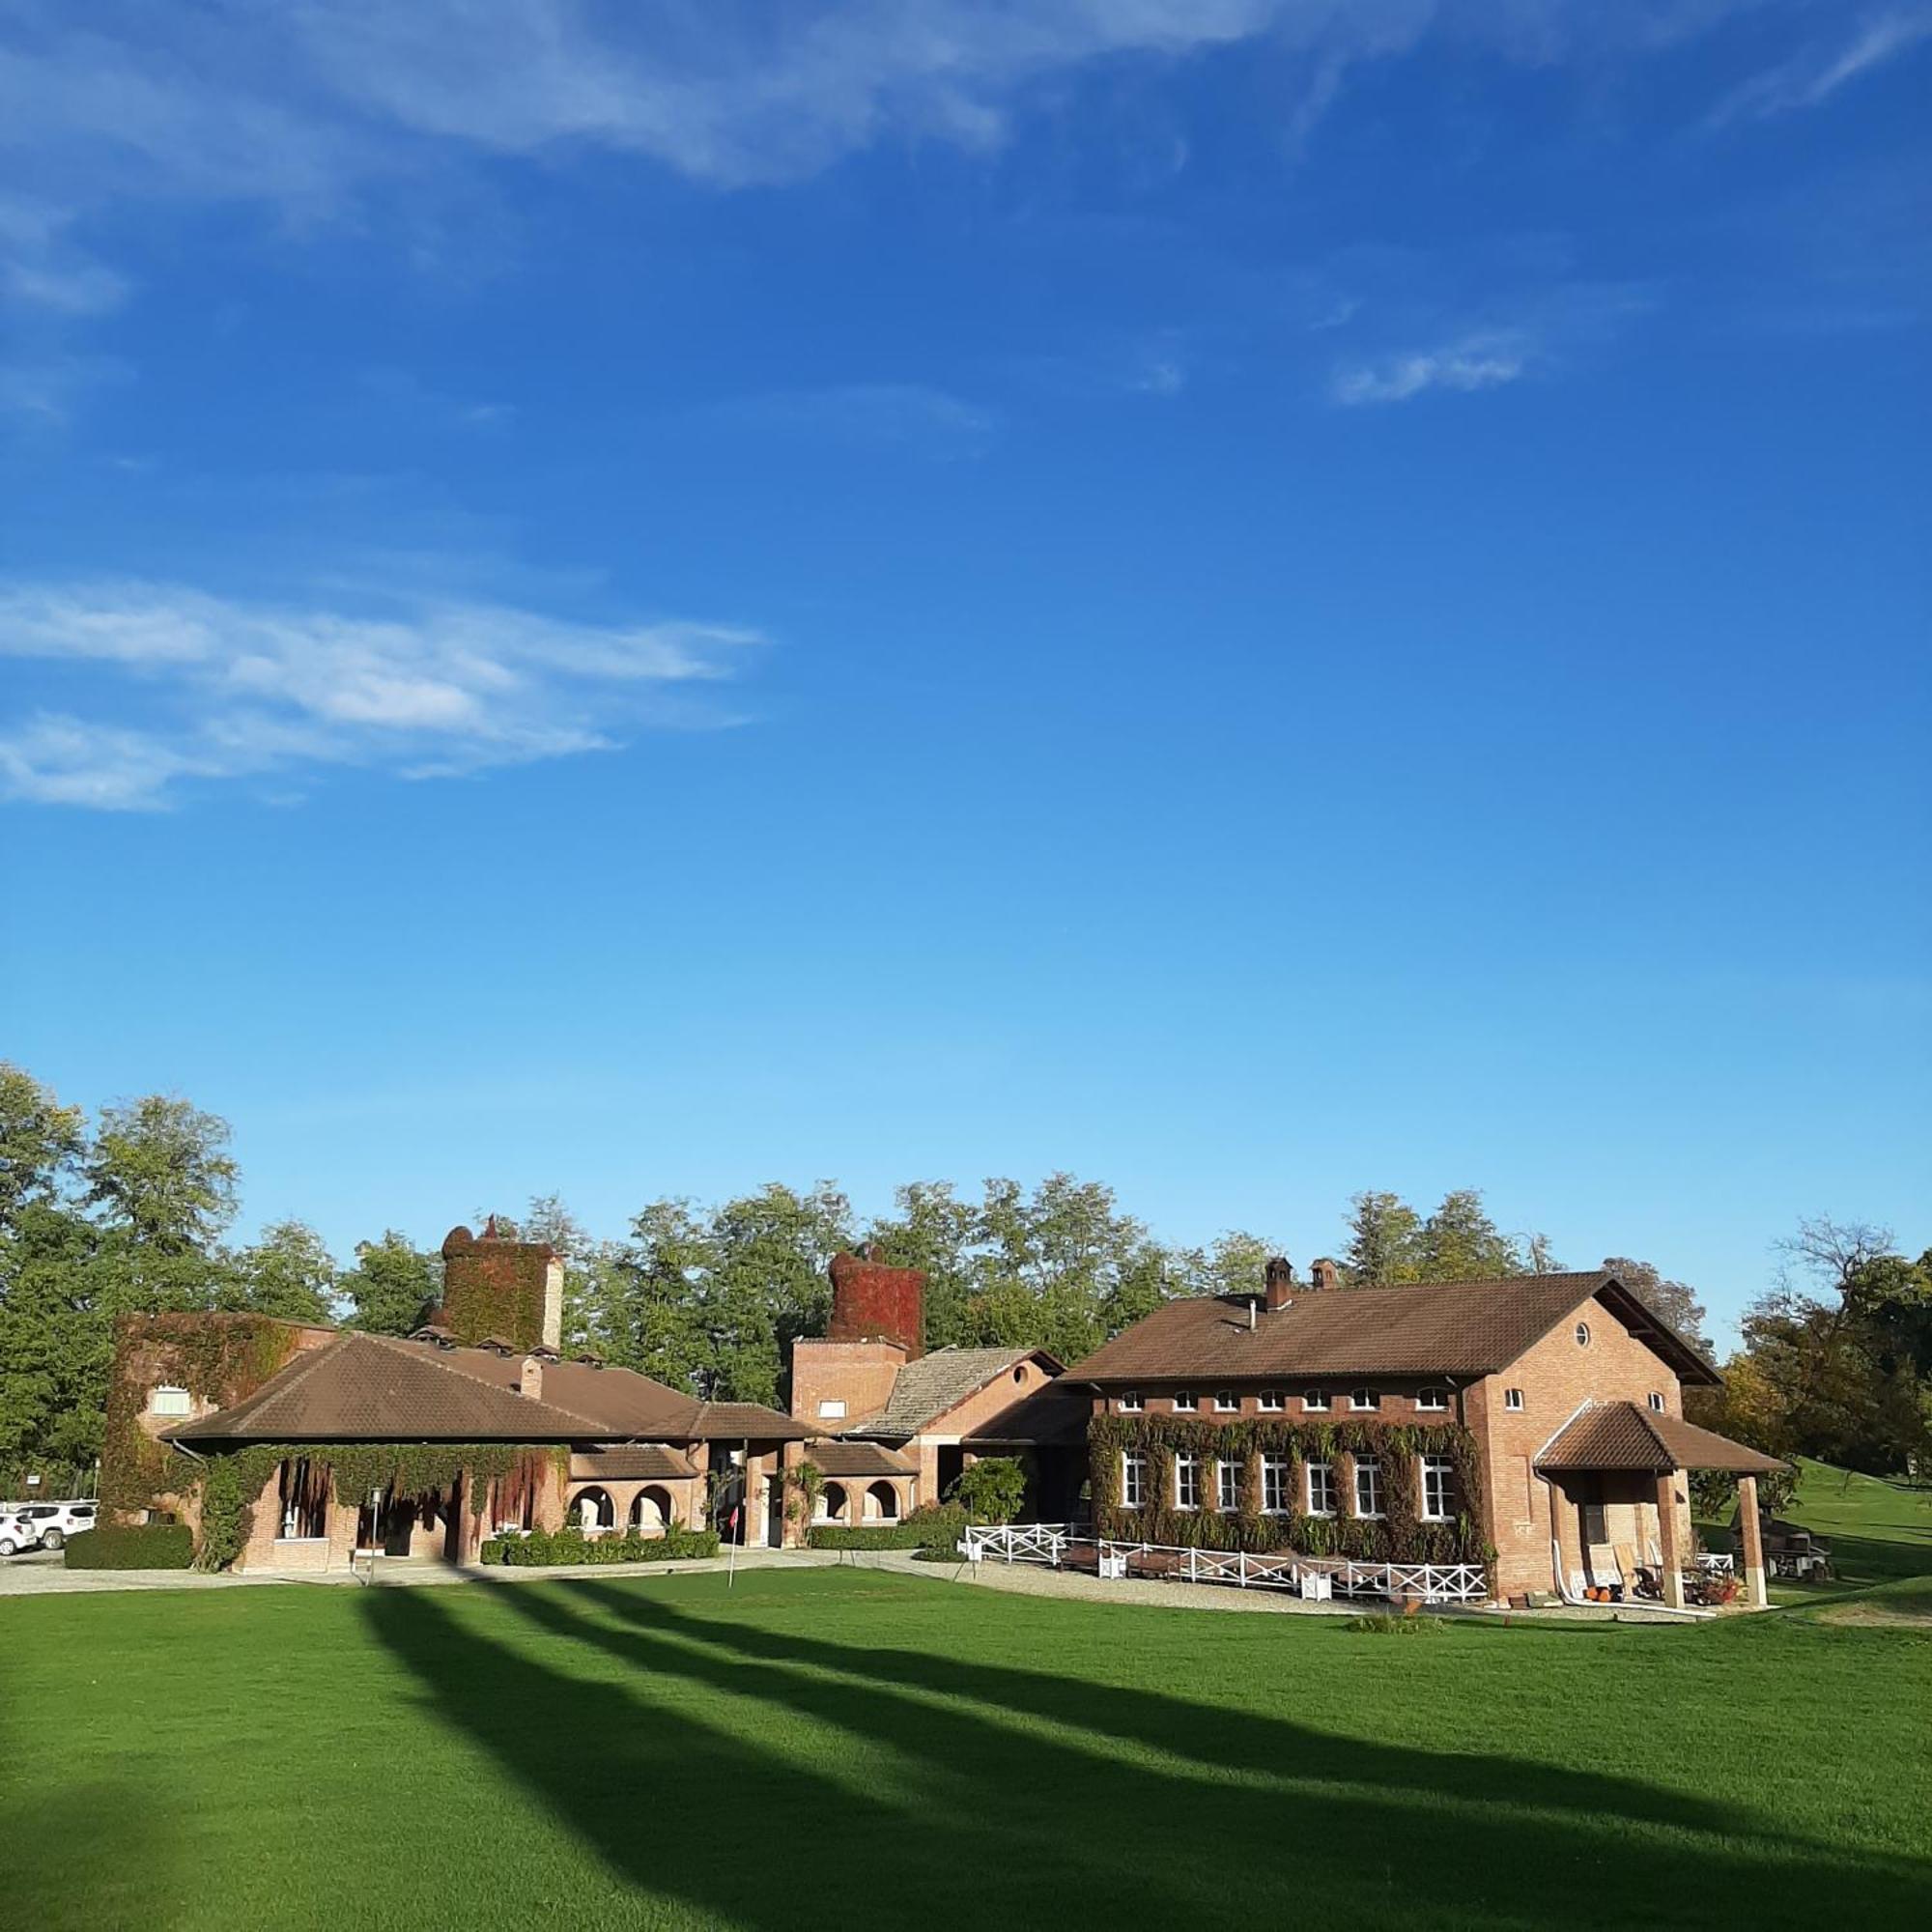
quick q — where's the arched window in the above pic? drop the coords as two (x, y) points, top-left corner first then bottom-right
(1416, 1387), (1448, 1412)
(820, 1481), (848, 1522)
(573, 1486), (615, 1531)
(1575, 1321), (1592, 1349)
(630, 1486), (673, 1535)
(865, 1480), (900, 1521)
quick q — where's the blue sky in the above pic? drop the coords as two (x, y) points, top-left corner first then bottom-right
(2, 2), (1927, 1346)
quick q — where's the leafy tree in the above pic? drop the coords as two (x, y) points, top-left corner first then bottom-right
(864, 1180), (979, 1350)
(1602, 1256), (1712, 1359)
(0, 1062), (85, 1224)
(1417, 1189), (1523, 1281)
(228, 1219), (337, 1322)
(1345, 1191), (1423, 1284)
(952, 1456), (1027, 1523)
(340, 1231), (441, 1336)
(83, 1094), (239, 1255)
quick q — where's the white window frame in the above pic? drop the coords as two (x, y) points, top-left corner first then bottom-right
(1119, 1389), (1144, 1413)
(1257, 1389), (1284, 1412)
(1349, 1387), (1378, 1412)
(1352, 1457), (1384, 1520)
(1174, 1453), (1201, 1511)
(1260, 1452), (1290, 1515)
(1575, 1321), (1591, 1348)
(1420, 1455), (1456, 1522)
(149, 1384), (191, 1417)
(1302, 1388), (1329, 1413)
(1648, 1391), (1665, 1412)
(1172, 1389), (1198, 1412)
(1215, 1458), (1241, 1513)
(1121, 1451), (1148, 1509)
(816, 1398), (846, 1419)
(1212, 1389), (1238, 1412)
(1306, 1461), (1337, 1518)
(1504, 1387), (1524, 1411)
(1415, 1386), (1448, 1412)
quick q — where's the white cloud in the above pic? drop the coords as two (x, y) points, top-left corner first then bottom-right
(0, 580), (764, 809)
(1709, 10), (1932, 125)
(1331, 327), (1533, 404)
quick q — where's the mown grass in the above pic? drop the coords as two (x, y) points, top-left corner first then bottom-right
(3, 1558), (1929, 1932)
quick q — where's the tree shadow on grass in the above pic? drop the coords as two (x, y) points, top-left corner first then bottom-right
(363, 1580), (1931, 1931)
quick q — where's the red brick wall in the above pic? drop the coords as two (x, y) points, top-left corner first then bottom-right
(791, 1338), (907, 1427)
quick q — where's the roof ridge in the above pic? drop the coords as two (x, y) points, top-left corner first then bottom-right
(359, 1332), (604, 1432)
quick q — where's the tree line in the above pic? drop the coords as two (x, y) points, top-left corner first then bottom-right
(6, 1058), (1918, 1489)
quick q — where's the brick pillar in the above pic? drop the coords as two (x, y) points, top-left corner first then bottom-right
(1738, 1473), (1768, 1607)
(1656, 1470), (1685, 1609)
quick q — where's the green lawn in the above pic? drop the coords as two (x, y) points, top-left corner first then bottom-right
(1781, 1458), (1932, 1593)
(4, 1566), (1929, 1932)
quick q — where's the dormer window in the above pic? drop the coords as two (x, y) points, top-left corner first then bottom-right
(1172, 1390), (1198, 1412)
(1302, 1389), (1329, 1413)
(1119, 1390), (1144, 1413)
(1213, 1390), (1238, 1412)
(1349, 1388), (1378, 1412)
(1258, 1389), (1284, 1411)
(1416, 1387), (1448, 1412)
(149, 1385), (190, 1417)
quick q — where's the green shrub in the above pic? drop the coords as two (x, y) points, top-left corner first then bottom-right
(480, 1525), (720, 1567)
(952, 1457), (1026, 1524)
(807, 1502), (966, 1552)
(64, 1522), (193, 1571)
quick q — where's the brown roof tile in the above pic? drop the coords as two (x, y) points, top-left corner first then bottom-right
(808, 1440), (919, 1477)
(568, 1445), (698, 1482)
(1065, 1272), (1719, 1386)
(1537, 1402), (1785, 1474)
(847, 1347), (1060, 1437)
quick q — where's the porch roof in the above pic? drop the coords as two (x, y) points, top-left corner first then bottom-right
(810, 1440), (918, 1478)
(569, 1444), (698, 1482)
(1536, 1402), (1784, 1475)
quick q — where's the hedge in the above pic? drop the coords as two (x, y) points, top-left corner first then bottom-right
(479, 1525), (720, 1567)
(807, 1503), (966, 1551)
(63, 1522), (194, 1570)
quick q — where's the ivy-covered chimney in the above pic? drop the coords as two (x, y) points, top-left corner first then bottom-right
(440, 1221), (563, 1352)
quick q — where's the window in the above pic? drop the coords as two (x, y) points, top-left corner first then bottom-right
(1121, 1452), (1147, 1509)
(1261, 1453), (1290, 1514)
(1648, 1391), (1665, 1412)
(1012, 1364), (1028, 1384)
(1421, 1456), (1457, 1522)
(1352, 1457), (1383, 1520)
(149, 1385), (191, 1417)
(1575, 1321), (1591, 1349)
(1172, 1389), (1198, 1412)
(1213, 1389), (1238, 1412)
(1175, 1453), (1202, 1511)
(1302, 1389), (1329, 1413)
(1504, 1387), (1524, 1411)
(277, 1458), (327, 1540)
(1349, 1387), (1378, 1412)
(1415, 1387), (1448, 1412)
(1119, 1389), (1144, 1413)
(1306, 1461), (1337, 1517)
(816, 1398), (846, 1419)
(1215, 1458), (1241, 1513)
(1258, 1389), (1284, 1412)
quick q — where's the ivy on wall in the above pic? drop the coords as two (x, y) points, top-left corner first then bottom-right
(442, 1246), (551, 1349)
(191, 1442), (566, 1571)
(100, 1313), (303, 1513)
(1088, 1413), (1491, 1569)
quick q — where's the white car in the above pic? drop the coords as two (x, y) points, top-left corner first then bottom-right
(0, 1499), (98, 1554)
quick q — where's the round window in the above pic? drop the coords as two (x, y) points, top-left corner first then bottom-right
(1575, 1321), (1591, 1348)
(1012, 1365), (1027, 1383)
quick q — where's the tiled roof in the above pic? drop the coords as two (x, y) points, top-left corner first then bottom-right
(1065, 1272), (1719, 1386)
(846, 1347), (1046, 1437)
(809, 1440), (919, 1477)
(961, 1377), (1092, 1447)
(1537, 1402), (1785, 1475)
(166, 1333), (805, 1445)
(568, 1444), (698, 1482)
(163, 1333), (599, 1443)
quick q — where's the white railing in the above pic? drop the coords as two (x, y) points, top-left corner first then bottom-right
(956, 1522), (1077, 1567)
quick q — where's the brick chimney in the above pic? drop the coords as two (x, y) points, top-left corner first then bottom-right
(827, 1246), (925, 1359)
(1264, 1255), (1296, 1312)
(519, 1355), (544, 1401)
(440, 1223), (564, 1353)
(1309, 1257), (1341, 1293)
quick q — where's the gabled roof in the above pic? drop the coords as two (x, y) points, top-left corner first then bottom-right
(1064, 1272), (1720, 1387)
(1537, 1402), (1784, 1475)
(163, 1332), (599, 1443)
(165, 1332), (807, 1445)
(569, 1444), (698, 1482)
(845, 1346), (1061, 1438)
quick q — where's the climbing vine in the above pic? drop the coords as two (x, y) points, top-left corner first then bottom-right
(1089, 1414), (1490, 1569)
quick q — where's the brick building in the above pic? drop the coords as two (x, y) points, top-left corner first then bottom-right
(1064, 1257), (1782, 1608)
(111, 1222), (808, 1573)
(791, 1249), (1089, 1521)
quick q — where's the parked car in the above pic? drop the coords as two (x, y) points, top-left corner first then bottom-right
(0, 1499), (98, 1554)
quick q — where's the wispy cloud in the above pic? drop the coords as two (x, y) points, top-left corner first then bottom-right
(1709, 10), (1932, 126)
(0, 580), (764, 809)
(717, 382), (998, 458)
(1331, 329), (1532, 406)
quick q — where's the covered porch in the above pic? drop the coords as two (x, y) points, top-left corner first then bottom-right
(564, 1444), (702, 1539)
(1536, 1402), (1784, 1609)
(808, 1440), (918, 1527)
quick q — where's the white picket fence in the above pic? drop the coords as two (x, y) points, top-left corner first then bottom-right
(956, 1522), (1487, 1605)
